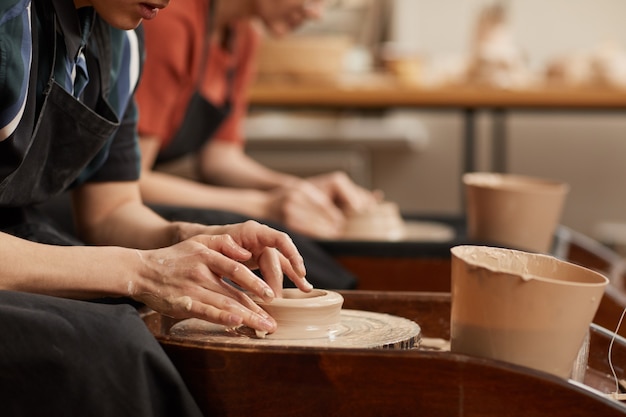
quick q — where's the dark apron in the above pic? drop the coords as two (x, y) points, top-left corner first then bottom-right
(0, 290), (204, 417)
(0, 2), (118, 244)
(156, 91), (232, 163)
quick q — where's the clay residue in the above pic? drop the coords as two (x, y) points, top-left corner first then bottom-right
(453, 245), (538, 280)
(170, 295), (193, 312)
(149, 295), (193, 312)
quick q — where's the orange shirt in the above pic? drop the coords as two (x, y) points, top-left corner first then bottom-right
(136, 0), (260, 149)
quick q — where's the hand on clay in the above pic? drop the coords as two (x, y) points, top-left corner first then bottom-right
(266, 180), (346, 239)
(306, 171), (383, 215)
(207, 220), (312, 293)
(131, 222), (309, 334)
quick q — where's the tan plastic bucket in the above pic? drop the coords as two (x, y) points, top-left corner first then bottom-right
(463, 172), (569, 253)
(450, 245), (608, 379)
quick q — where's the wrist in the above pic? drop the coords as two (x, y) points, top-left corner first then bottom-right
(168, 221), (200, 244)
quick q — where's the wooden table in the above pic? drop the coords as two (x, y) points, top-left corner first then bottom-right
(249, 75), (626, 173)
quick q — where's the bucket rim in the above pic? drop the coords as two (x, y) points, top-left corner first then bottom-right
(451, 245), (610, 287)
(463, 172), (570, 195)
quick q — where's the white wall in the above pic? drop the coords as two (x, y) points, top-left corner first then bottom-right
(384, 0), (626, 238)
(391, 0), (626, 67)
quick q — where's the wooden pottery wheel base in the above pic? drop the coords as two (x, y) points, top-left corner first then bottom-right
(168, 309), (421, 349)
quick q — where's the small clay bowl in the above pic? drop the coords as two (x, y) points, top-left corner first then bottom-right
(253, 288), (344, 339)
(343, 201), (406, 241)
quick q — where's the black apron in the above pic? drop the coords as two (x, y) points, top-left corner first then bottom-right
(0, 2), (118, 245)
(156, 90), (232, 164)
(0, 290), (204, 417)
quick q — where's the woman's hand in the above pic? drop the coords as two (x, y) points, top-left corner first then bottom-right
(307, 171), (383, 215)
(173, 220), (310, 294)
(266, 180), (346, 239)
(131, 228), (308, 333)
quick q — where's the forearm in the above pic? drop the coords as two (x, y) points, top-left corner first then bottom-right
(83, 199), (180, 249)
(72, 182), (179, 249)
(200, 141), (300, 190)
(0, 232), (136, 299)
(140, 170), (275, 219)
(208, 159), (297, 190)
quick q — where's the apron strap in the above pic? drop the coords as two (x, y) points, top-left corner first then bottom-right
(197, 0), (235, 105)
(90, 16), (112, 97)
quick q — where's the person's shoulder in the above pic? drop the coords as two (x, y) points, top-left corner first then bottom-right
(0, 0), (32, 140)
(0, 0), (30, 17)
(0, 0), (31, 27)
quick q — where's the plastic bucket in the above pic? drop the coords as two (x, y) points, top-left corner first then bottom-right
(464, 172), (569, 253)
(450, 245), (608, 379)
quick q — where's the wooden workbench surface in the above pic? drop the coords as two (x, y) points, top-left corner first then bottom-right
(249, 74), (626, 109)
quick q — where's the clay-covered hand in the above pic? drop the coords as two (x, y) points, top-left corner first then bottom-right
(173, 220), (310, 296)
(131, 228), (308, 333)
(266, 180), (346, 239)
(306, 171), (383, 215)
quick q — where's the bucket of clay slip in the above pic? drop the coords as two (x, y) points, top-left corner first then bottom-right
(463, 172), (569, 253)
(450, 245), (608, 379)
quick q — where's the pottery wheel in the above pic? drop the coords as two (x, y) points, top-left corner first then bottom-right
(168, 309), (421, 349)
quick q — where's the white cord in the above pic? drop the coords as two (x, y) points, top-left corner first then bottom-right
(608, 306), (626, 397)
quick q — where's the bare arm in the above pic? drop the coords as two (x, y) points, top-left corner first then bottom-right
(0, 232), (140, 299)
(139, 135), (277, 219)
(0, 178), (311, 334)
(0, 227), (304, 332)
(71, 179), (307, 290)
(139, 135), (345, 237)
(199, 140), (298, 190)
(71, 180), (178, 249)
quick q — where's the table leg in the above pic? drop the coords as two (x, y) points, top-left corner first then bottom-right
(491, 108), (507, 172)
(463, 108), (476, 174)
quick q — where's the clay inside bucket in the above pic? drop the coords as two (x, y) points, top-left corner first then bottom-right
(450, 245), (609, 379)
(252, 288), (345, 339)
(463, 172), (569, 253)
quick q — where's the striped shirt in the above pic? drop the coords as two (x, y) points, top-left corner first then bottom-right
(0, 0), (142, 186)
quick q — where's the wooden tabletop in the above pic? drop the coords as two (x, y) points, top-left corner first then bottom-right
(248, 74), (626, 110)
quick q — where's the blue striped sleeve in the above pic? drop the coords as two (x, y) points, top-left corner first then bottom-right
(0, 0), (32, 141)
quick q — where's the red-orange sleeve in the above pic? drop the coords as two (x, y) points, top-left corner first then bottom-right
(135, 2), (208, 148)
(203, 21), (261, 147)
